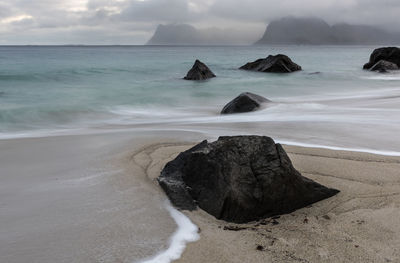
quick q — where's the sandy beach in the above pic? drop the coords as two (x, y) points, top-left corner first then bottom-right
(1, 130), (400, 263)
(135, 141), (400, 263)
(0, 130), (204, 263)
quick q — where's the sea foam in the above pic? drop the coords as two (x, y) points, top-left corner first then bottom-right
(139, 202), (199, 263)
(276, 140), (400, 157)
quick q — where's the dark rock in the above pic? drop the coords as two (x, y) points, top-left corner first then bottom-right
(223, 225), (247, 231)
(369, 60), (399, 73)
(158, 136), (339, 223)
(240, 54), (302, 73)
(363, 47), (400, 70)
(271, 220), (279, 225)
(184, 60), (216, 80)
(221, 92), (270, 114)
(256, 245), (264, 251)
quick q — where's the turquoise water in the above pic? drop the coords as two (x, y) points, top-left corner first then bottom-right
(1, 45), (400, 151)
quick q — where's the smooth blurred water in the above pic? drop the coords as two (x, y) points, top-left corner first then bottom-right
(1, 45), (400, 151)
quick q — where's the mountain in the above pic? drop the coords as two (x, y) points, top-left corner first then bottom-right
(256, 17), (400, 45)
(146, 24), (257, 45)
(147, 24), (200, 45)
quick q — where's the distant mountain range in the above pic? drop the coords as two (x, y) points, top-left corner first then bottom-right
(146, 17), (400, 46)
(146, 24), (255, 45)
(255, 17), (400, 45)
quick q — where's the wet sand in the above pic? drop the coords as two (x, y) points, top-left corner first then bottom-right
(136, 142), (400, 263)
(0, 130), (204, 263)
(1, 131), (400, 263)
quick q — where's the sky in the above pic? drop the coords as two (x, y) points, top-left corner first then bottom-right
(0, 0), (400, 45)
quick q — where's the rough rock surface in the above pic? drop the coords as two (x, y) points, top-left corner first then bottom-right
(369, 60), (399, 72)
(158, 136), (339, 223)
(184, 60), (216, 80)
(240, 54), (302, 73)
(363, 47), (400, 70)
(221, 92), (270, 114)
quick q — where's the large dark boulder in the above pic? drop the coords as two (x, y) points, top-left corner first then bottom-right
(221, 92), (270, 114)
(240, 54), (302, 73)
(363, 47), (400, 70)
(369, 60), (399, 73)
(184, 60), (216, 80)
(158, 136), (339, 223)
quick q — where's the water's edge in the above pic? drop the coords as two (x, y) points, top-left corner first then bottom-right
(139, 202), (199, 263)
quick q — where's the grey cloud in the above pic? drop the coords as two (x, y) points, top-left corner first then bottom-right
(117, 0), (196, 22)
(0, 1), (18, 18)
(0, 0), (400, 44)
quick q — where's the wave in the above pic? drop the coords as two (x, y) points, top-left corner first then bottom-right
(0, 73), (41, 81)
(363, 74), (400, 81)
(0, 67), (134, 82)
(276, 140), (400, 157)
(139, 202), (199, 263)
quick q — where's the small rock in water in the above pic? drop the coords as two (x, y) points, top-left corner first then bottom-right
(240, 54), (302, 73)
(220, 92), (270, 114)
(363, 47), (400, 71)
(369, 60), (399, 73)
(183, 59), (216, 80)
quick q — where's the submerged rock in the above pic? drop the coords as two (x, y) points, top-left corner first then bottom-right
(363, 47), (400, 70)
(240, 54), (302, 73)
(184, 60), (216, 80)
(221, 92), (270, 114)
(369, 60), (399, 73)
(158, 136), (339, 223)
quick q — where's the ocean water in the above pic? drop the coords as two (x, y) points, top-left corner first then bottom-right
(1, 45), (400, 152)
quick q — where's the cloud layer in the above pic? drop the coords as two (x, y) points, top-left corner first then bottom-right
(0, 0), (399, 44)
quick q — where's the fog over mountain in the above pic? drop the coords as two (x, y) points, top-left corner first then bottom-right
(146, 24), (258, 45)
(256, 17), (400, 45)
(147, 17), (400, 46)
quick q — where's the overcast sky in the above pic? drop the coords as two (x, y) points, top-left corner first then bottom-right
(1, 0), (399, 44)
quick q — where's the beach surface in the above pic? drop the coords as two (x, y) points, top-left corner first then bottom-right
(1, 130), (400, 263)
(137, 141), (400, 263)
(0, 130), (205, 263)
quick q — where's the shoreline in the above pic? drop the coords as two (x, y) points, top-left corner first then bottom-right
(2, 125), (400, 157)
(1, 131), (400, 263)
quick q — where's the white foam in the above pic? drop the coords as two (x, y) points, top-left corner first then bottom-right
(139, 202), (199, 263)
(363, 75), (400, 81)
(276, 140), (400, 157)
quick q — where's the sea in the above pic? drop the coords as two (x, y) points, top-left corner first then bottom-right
(1, 45), (400, 263)
(1, 45), (400, 153)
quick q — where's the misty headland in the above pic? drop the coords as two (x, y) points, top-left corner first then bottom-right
(147, 16), (400, 45)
